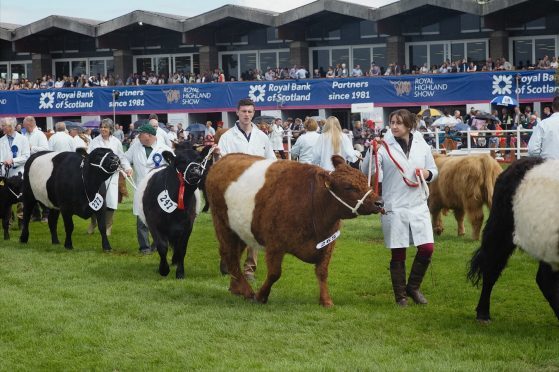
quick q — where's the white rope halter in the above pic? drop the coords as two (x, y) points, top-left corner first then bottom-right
(326, 185), (374, 216)
(88, 152), (119, 174)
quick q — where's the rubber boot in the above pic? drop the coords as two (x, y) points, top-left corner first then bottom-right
(406, 255), (431, 304)
(390, 261), (407, 307)
(87, 215), (97, 235)
(105, 210), (114, 236)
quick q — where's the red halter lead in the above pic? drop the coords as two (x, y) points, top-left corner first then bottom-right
(176, 172), (185, 210)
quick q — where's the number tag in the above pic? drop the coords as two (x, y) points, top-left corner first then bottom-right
(316, 230), (341, 250)
(89, 193), (104, 211)
(158, 190), (177, 213)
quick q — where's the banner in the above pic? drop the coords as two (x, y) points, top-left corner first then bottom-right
(0, 70), (556, 117)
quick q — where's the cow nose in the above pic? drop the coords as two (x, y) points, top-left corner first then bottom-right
(374, 199), (384, 208)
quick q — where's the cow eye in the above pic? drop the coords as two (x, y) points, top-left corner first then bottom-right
(344, 186), (356, 192)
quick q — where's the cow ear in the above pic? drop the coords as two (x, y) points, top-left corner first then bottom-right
(162, 150), (175, 165)
(331, 155), (346, 169)
(76, 148), (88, 157)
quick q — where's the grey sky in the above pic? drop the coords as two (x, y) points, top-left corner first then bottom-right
(0, 0), (397, 25)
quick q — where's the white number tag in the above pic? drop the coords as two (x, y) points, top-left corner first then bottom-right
(316, 230), (341, 250)
(89, 193), (104, 211)
(158, 190), (177, 213)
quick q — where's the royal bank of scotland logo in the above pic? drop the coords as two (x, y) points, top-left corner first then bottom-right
(248, 84), (266, 102)
(492, 75), (513, 95)
(39, 92), (55, 109)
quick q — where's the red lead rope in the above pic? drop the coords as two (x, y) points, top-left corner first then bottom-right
(373, 140), (420, 188)
(177, 173), (185, 210)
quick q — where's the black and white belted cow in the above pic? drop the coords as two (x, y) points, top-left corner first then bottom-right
(20, 148), (120, 251)
(0, 164), (23, 240)
(135, 142), (205, 279)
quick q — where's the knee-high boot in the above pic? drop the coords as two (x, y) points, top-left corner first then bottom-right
(105, 210), (114, 236)
(406, 255), (431, 304)
(390, 261), (407, 307)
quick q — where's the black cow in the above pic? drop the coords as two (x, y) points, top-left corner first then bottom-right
(136, 142), (204, 279)
(0, 171), (23, 240)
(20, 148), (120, 251)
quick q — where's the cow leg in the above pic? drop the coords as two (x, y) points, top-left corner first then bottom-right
(48, 209), (60, 244)
(256, 250), (285, 304)
(466, 206), (484, 240)
(431, 207), (443, 236)
(153, 231), (170, 277)
(19, 199), (36, 244)
(315, 244), (335, 307)
(95, 210), (111, 252)
(61, 211), (74, 250)
(174, 230), (193, 280)
(536, 262), (559, 321)
(475, 270), (499, 323)
(454, 208), (465, 236)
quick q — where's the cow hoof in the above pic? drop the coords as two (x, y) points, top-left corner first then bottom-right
(320, 299), (334, 308)
(477, 318), (491, 325)
(434, 228), (443, 236)
(159, 266), (170, 277)
(52, 240), (60, 245)
(64, 245), (73, 250)
(103, 248), (112, 253)
(255, 294), (268, 304)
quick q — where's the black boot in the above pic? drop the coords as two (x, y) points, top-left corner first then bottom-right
(406, 255), (431, 304)
(390, 261), (407, 307)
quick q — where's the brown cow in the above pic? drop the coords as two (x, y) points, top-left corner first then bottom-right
(205, 154), (383, 307)
(429, 154), (502, 240)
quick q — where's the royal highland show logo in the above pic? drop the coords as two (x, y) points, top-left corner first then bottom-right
(39, 92), (55, 109)
(248, 84), (266, 102)
(390, 80), (412, 96)
(492, 75), (513, 95)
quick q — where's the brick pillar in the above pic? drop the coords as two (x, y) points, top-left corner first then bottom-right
(290, 41), (309, 69)
(199, 46), (218, 75)
(31, 54), (52, 80)
(490, 31), (509, 61)
(386, 36), (405, 67)
(113, 50), (133, 82)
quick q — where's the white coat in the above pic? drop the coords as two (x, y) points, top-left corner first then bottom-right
(361, 130), (438, 248)
(156, 127), (172, 148)
(291, 131), (320, 164)
(49, 132), (76, 152)
(312, 132), (359, 171)
(218, 123), (276, 159)
(0, 131), (30, 177)
(88, 135), (131, 209)
(269, 124), (284, 151)
(25, 128), (49, 154)
(124, 139), (173, 215)
(528, 112), (559, 159)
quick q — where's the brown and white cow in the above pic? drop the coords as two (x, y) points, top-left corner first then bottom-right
(205, 154), (383, 307)
(428, 154), (502, 240)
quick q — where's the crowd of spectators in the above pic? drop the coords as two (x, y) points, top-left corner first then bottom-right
(1, 54), (557, 91)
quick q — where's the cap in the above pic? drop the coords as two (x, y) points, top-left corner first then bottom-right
(137, 124), (156, 136)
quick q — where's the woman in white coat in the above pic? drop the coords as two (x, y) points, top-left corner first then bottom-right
(291, 118), (320, 164)
(269, 118), (286, 159)
(312, 116), (359, 171)
(87, 119), (131, 235)
(361, 109), (438, 306)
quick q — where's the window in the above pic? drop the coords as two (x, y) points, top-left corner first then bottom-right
(466, 42), (487, 65)
(311, 46), (387, 73)
(239, 53), (257, 79)
(325, 29), (341, 41)
(407, 40), (487, 69)
(278, 51), (290, 68)
(460, 14), (481, 33)
(429, 44), (445, 66)
(136, 57), (152, 74)
(422, 22), (440, 35)
(259, 52), (277, 72)
(360, 21), (378, 38)
(221, 54), (238, 80)
(535, 38), (555, 61)
(89, 60), (105, 77)
(353, 48), (371, 71)
(305, 25), (340, 41)
(71, 60), (87, 77)
(266, 27), (282, 43)
(372, 47), (386, 69)
(55, 61), (70, 79)
(451, 43), (465, 62)
(10, 63), (26, 80)
(526, 17), (545, 30)
(174, 56), (192, 74)
(331, 49), (349, 68)
(155, 56), (170, 78)
(232, 33), (248, 45)
(312, 49), (330, 71)
(409, 45), (427, 69)
(511, 36), (557, 68)
(0, 64), (7, 80)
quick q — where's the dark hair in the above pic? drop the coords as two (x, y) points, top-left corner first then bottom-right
(237, 98), (255, 110)
(148, 113), (159, 121)
(552, 96), (559, 112)
(388, 109), (418, 131)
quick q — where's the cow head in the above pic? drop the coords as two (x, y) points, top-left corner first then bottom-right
(324, 155), (383, 218)
(2, 173), (23, 203)
(163, 142), (204, 185)
(87, 148), (120, 175)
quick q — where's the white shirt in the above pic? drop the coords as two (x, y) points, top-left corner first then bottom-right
(25, 127), (49, 154)
(156, 127), (172, 148)
(528, 112), (559, 159)
(166, 130), (177, 143)
(218, 123), (276, 159)
(89, 135), (131, 209)
(291, 131), (320, 164)
(125, 139), (173, 215)
(312, 132), (359, 171)
(49, 132), (76, 152)
(0, 131), (30, 177)
(269, 124), (284, 151)
(73, 135), (88, 149)
(205, 126), (216, 136)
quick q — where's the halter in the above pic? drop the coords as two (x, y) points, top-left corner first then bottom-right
(325, 183), (374, 216)
(88, 152), (119, 175)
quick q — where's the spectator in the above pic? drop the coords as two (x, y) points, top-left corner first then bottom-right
(48, 122), (76, 152)
(291, 118), (320, 163)
(351, 64), (363, 77)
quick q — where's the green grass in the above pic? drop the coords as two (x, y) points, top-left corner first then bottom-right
(1, 197), (558, 371)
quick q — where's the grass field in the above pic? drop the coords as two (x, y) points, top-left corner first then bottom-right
(1, 196), (558, 371)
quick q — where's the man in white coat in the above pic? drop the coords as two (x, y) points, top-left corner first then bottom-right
(124, 124), (173, 254)
(49, 122), (76, 152)
(528, 96), (559, 159)
(215, 98), (276, 280)
(0, 117), (30, 229)
(269, 118), (286, 159)
(23, 116), (49, 154)
(150, 119), (172, 148)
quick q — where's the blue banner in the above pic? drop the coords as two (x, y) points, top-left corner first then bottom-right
(0, 70), (556, 117)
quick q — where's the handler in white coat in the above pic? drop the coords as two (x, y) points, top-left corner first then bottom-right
(291, 118), (320, 163)
(124, 124), (172, 254)
(0, 117), (30, 177)
(312, 116), (360, 171)
(269, 118), (286, 159)
(215, 98), (276, 280)
(23, 116), (49, 154)
(361, 109), (438, 307)
(87, 118), (131, 235)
